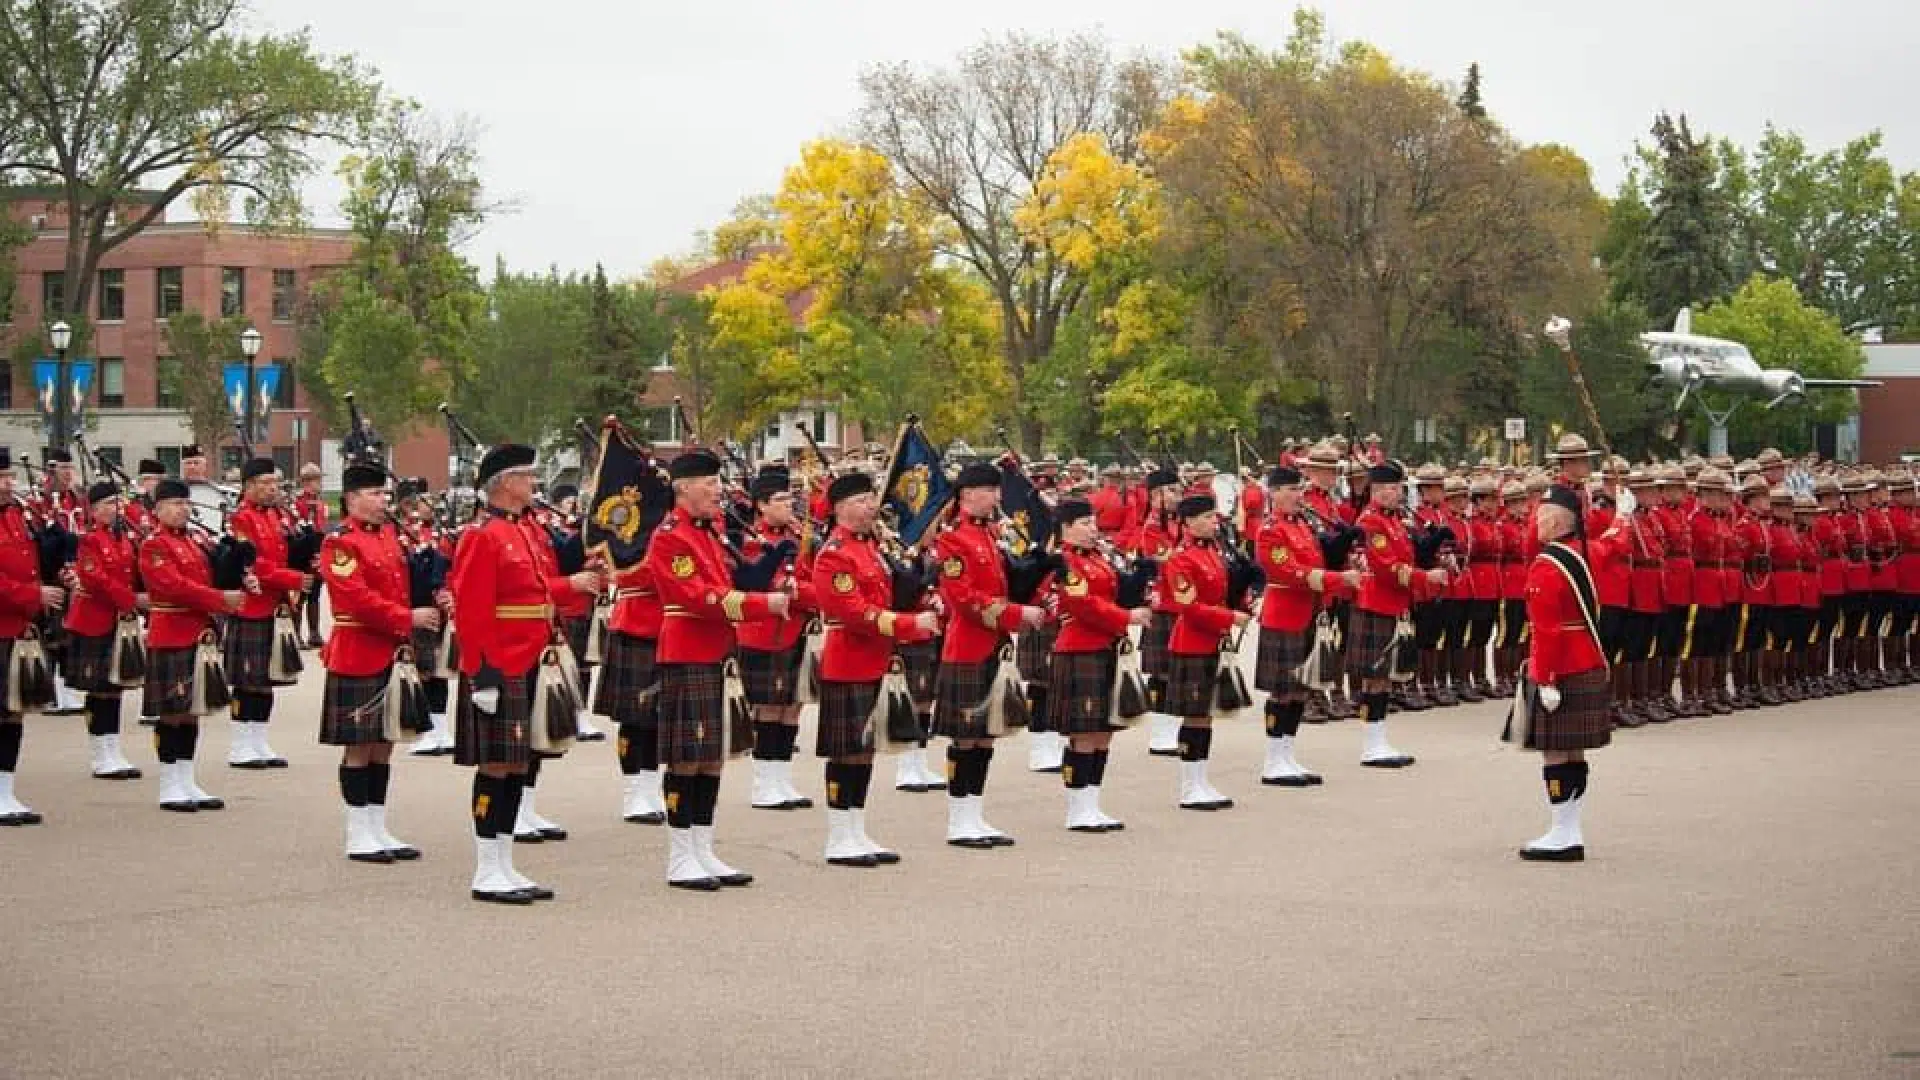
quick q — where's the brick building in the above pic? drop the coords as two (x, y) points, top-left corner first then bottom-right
(1, 189), (449, 487)
(651, 249), (865, 462)
(1858, 344), (1920, 463)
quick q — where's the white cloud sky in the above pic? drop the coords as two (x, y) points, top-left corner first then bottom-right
(248, 0), (1920, 281)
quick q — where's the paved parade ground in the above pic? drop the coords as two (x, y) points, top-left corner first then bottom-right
(4, 668), (1917, 1079)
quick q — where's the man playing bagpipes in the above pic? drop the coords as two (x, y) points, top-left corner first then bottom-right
(0, 449), (68, 826)
(536, 483), (607, 745)
(449, 443), (602, 904)
(1126, 467), (1186, 756)
(318, 461), (443, 865)
(398, 480), (459, 757)
(643, 448), (790, 890)
(736, 464), (814, 812)
(63, 482), (145, 781)
(809, 471), (939, 865)
(1160, 489), (1254, 811)
(33, 450), (88, 717)
(1506, 486), (1613, 863)
(293, 463), (328, 648)
(1049, 498), (1153, 832)
(223, 459), (312, 771)
(122, 459), (166, 539)
(1254, 466), (1359, 789)
(1352, 461), (1449, 769)
(141, 479), (245, 814)
(1301, 442), (1362, 722)
(927, 462), (1047, 849)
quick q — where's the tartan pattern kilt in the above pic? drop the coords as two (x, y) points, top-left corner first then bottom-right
(1016, 626), (1057, 685)
(319, 670), (392, 746)
(1253, 625), (1310, 697)
(1164, 651), (1218, 719)
(815, 679), (879, 758)
(738, 640), (803, 706)
(930, 657), (999, 740)
(1525, 666), (1612, 752)
(1348, 608), (1402, 680)
(561, 615), (594, 670)
(222, 615), (278, 693)
(1048, 648), (1118, 735)
(895, 640), (940, 708)
(655, 662), (727, 767)
(1140, 611), (1175, 677)
(453, 669), (536, 768)
(593, 631), (658, 725)
(142, 646), (197, 718)
(64, 630), (121, 695)
(0, 638), (14, 720)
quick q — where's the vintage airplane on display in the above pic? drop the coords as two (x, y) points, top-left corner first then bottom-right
(1639, 308), (1880, 412)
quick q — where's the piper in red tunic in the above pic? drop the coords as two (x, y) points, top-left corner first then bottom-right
(0, 451), (70, 825)
(603, 559), (666, 824)
(642, 449), (787, 890)
(1161, 491), (1249, 810)
(1126, 468), (1186, 755)
(63, 483), (143, 780)
(1517, 486), (1610, 863)
(737, 468), (817, 812)
(1353, 460), (1447, 767)
(1254, 467), (1358, 787)
(318, 461), (443, 866)
(1301, 442), (1361, 721)
(140, 480), (245, 814)
(1049, 498), (1149, 831)
(222, 458), (312, 770)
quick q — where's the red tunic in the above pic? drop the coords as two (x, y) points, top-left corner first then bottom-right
(811, 526), (932, 682)
(1617, 514), (1666, 615)
(320, 521), (415, 677)
(1089, 485), (1131, 535)
(932, 516), (1032, 666)
(736, 523), (816, 653)
(0, 503), (45, 640)
(1865, 506), (1899, 592)
(645, 507), (777, 666)
(1356, 507), (1439, 618)
(1055, 545), (1133, 651)
(1734, 512), (1774, 606)
(1526, 545), (1606, 685)
(1689, 509), (1736, 609)
(608, 562), (663, 639)
(1256, 512), (1352, 633)
(1467, 512), (1503, 602)
(64, 527), (138, 637)
(1500, 513), (1530, 600)
(1895, 505), (1920, 595)
(450, 509), (571, 678)
(1163, 539), (1238, 655)
(228, 502), (306, 620)
(141, 528), (229, 649)
(1767, 520), (1804, 609)
(1812, 512), (1848, 598)
(1653, 503), (1695, 607)
(1838, 510), (1871, 593)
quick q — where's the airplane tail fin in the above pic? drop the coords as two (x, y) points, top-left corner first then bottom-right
(1673, 307), (1692, 335)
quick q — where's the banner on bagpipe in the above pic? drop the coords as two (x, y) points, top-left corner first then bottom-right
(997, 455), (1054, 559)
(33, 359), (94, 434)
(881, 417), (951, 549)
(581, 417), (673, 570)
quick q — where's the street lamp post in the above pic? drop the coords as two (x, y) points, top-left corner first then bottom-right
(239, 326), (262, 452)
(49, 319), (73, 453)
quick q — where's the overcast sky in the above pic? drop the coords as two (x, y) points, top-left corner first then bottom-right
(248, 0), (1919, 282)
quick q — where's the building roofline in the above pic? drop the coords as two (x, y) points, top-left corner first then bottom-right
(26, 220), (357, 241)
(1, 185), (169, 204)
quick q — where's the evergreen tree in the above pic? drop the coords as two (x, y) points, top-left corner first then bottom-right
(1457, 63), (1487, 120)
(1617, 113), (1739, 325)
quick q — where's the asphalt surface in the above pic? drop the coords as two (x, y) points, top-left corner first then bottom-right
(4, 653), (1917, 1079)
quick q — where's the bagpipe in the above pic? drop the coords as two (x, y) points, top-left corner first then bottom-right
(1408, 515), (1457, 571)
(993, 434), (1063, 606)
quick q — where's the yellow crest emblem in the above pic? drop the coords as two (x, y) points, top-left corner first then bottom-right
(891, 464), (932, 515)
(941, 556), (964, 579)
(1371, 533), (1388, 550)
(1064, 571), (1088, 597)
(331, 547), (357, 578)
(1269, 545), (1289, 566)
(1172, 575), (1196, 604)
(593, 486), (646, 544)
(832, 572), (855, 594)
(671, 554), (696, 579)
(1003, 511), (1032, 557)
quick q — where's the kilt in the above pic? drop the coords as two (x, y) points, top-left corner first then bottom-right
(1164, 651), (1217, 719)
(1047, 648), (1117, 735)
(896, 640), (940, 709)
(1525, 666), (1612, 752)
(319, 671), (392, 746)
(1348, 608), (1402, 681)
(655, 662), (726, 766)
(142, 646), (197, 718)
(1253, 625), (1310, 698)
(1016, 626), (1057, 685)
(222, 615), (278, 693)
(593, 631), (658, 724)
(930, 657), (998, 740)
(1140, 612), (1175, 677)
(816, 679), (879, 758)
(453, 669), (535, 768)
(738, 640), (803, 707)
(64, 630), (121, 695)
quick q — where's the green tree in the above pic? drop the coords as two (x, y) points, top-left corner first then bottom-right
(160, 311), (250, 453)
(455, 265), (594, 448)
(1605, 113), (1740, 324)
(1691, 276), (1867, 453)
(1457, 62), (1486, 120)
(0, 0), (378, 320)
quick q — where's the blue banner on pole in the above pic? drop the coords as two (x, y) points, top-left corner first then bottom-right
(223, 363), (278, 442)
(33, 358), (96, 435)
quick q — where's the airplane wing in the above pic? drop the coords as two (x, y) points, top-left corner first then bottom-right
(1801, 378), (1882, 388)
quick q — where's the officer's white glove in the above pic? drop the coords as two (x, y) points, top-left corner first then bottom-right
(1538, 684), (1562, 713)
(471, 688), (500, 715)
(471, 665), (504, 715)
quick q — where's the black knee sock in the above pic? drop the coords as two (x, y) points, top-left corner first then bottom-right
(972, 745), (995, 797)
(1062, 749), (1090, 789)
(0, 721), (20, 772)
(1276, 700), (1305, 738)
(472, 773), (509, 838)
(86, 694), (121, 736)
(1026, 685), (1050, 731)
(778, 722), (800, 760)
(487, 775), (523, 836)
(154, 725), (179, 765)
(425, 679), (449, 714)
(178, 723), (199, 760)
(368, 763), (392, 805)
(945, 745), (965, 793)
(241, 690), (274, 725)
(1087, 748), (1110, 787)
(1570, 760), (1590, 800)
(1363, 692), (1390, 724)
(664, 773), (691, 828)
(1543, 762), (1582, 804)
(846, 763), (873, 809)
(752, 721), (784, 761)
(339, 764), (359, 806)
(692, 773), (720, 826)
(523, 756), (541, 789)
(618, 723), (646, 775)
(825, 761), (854, 809)
(1263, 700), (1290, 737)
(1178, 725), (1212, 762)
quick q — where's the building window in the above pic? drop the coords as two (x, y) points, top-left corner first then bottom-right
(271, 269), (296, 322)
(652, 350), (674, 372)
(156, 357), (182, 408)
(0, 376), (11, 410)
(42, 271), (65, 317)
(157, 446), (182, 477)
(271, 360), (295, 408)
(766, 417), (782, 440)
(221, 268), (245, 317)
(157, 267), (183, 318)
(96, 445), (124, 471)
(636, 404), (681, 445)
(98, 358), (125, 408)
(98, 269), (125, 321)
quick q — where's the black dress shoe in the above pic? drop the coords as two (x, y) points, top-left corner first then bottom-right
(947, 836), (996, 848)
(229, 760), (272, 771)
(713, 871), (753, 887)
(350, 850), (395, 865)
(536, 826), (568, 842)
(384, 845), (422, 861)
(895, 782), (931, 793)
(866, 849), (902, 865)
(1148, 747), (1181, 757)
(1519, 844), (1585, 863)
(0, 811), (43, 826)
(669, 876), (721, 891)
(263, 756), (289, 769)
(1361, 755), (1416, 769)
(512, 831), (543, 844)
(1262, 774), (1314, 788)
(472, 888), (536, 905)
(1069, 822), (1108, 833)
(93, 766), (143, 780)
(828, 853), (878, 868)
(1179, 801), (1219, 812)
(160, 801), (198, 814)
(1302, 772), (1325, 786)
(624, 811), (666, 826)
(519, 883), (557, 901)
(193, 796), (225, 810)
